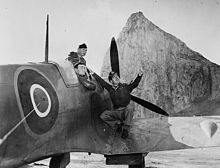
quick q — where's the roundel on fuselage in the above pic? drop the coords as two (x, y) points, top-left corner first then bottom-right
(16, 68), (59, 135)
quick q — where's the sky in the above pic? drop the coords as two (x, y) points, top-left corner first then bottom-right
(0, 0), (219, 73)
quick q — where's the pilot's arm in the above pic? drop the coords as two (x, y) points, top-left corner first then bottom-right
(127, 73), (143, 92)
(93, 73), (112, 91)
(67, 52), (79, 67)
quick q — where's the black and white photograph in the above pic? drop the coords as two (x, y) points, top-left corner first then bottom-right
(0, 0), (220, 168)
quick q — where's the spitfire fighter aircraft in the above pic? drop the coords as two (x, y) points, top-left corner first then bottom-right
(1, 16), (220, 168)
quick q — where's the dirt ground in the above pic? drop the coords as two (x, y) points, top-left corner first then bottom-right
(25, 147), (220, 168)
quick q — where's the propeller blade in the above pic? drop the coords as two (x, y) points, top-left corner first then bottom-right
(131, 95), (169, 116)
(110, 37), (120, 77)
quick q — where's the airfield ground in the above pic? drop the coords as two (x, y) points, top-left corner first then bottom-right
(25, 147), (220, 168)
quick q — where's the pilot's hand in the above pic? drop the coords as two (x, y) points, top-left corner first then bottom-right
(87, 68), (94, 75)
(138, 67), (144, 76)
(138, 71), (143, 76)
(90, 69), (94, 75)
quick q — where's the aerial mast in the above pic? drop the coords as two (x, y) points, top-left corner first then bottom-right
(45, 14), (49, 63)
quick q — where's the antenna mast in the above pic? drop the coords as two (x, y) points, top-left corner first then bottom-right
(45, 14), (49, 63)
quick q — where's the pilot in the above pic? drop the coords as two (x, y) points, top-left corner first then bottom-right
(67, 43), (87, 67)
(67, 43), (92, 78)
(95, 71), (143, 139)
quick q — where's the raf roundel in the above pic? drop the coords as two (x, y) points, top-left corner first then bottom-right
(30, 84), (52, 118)
(16, 68), (59, 135)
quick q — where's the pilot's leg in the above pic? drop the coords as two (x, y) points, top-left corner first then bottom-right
(124, 104), (134, 126)
(121, 105), (133, 139)
(100, 109), (123, 128)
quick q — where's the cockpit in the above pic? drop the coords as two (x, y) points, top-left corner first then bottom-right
(50, 60), (96, 90)
(49, 60), (79, 87)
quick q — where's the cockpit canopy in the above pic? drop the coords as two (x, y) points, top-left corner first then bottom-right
(50, 60), (78, 87)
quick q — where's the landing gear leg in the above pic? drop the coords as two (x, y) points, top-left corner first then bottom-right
(49, 152), (70, 168)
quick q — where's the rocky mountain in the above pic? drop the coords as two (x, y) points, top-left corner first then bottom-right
(101, 11), (220, 118)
